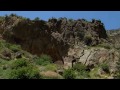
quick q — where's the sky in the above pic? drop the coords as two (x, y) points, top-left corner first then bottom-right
(0, 11), (120, 30)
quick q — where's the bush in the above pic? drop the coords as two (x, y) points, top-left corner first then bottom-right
(0, 16), (5, 23)
(73, 63), (87, 72)
(0, 40), (21, 52)
(100, 63), (109, 73)
(11, 59), (28, 69)
(9, 58), (41, 79)
(73, 63), (90, 78)
(63, 68), (76, 79)
(0, 40), (8, 49)
(77, 31), (85, 40)
(97, 43), (111, 49)
(84, 35), (92, 46)
(9, 66), (41, 79)
(35, 54), (52, 66)
(34, 17), (40, 21)
(8, 44), (21, 52)
(115, 59), (120, 79)
(45, 64), (57, 71)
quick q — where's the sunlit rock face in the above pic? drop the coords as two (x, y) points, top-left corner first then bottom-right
(0, 15), (108, 64)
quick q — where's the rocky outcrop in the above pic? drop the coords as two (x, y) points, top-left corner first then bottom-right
(107, 29), (120, 49)
(0, 15), (108, 64)
(64, 47), (119, 73)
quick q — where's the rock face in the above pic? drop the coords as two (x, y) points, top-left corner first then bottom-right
(64, 47), (119, 73)
(0, 15), (108, 64)
(107, 29), (120, 49)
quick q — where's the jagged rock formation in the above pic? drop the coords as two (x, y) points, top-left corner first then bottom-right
(0, 15), (108, 65)
(64, 47), (119, 73)
(107, 29), (120, 49)
(1, 14), (120, 78)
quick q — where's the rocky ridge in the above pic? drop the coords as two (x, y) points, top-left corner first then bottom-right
(0, 14), (120, 78)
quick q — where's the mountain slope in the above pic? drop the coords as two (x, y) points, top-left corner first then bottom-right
(0, 14), (120, 79)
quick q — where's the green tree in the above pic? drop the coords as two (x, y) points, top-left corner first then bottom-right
(34, 17), (40, 21)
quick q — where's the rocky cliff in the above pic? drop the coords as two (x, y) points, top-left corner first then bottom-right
(0, 15), (108, 64)
(1, 14), (120, 78)
(107, 28), (120, 49)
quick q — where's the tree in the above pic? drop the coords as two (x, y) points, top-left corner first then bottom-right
(34, 17), (40, 21)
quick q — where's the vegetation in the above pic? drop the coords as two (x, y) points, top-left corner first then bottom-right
(63, 68), (76, 79)
(0, 40), (40, 79)
(35, 54), (52, 66)
(34, 17), (40, 21)
(0, 39), (114, 79)
(73, 63), (87, 72)
(9, 65), (40, 79)
(45, 64), (58, 71)
(97, 43), (111, 49)
(8, 44), (21, 52)
(0, 16), (5, 23)
(84, 35), (92, 45)
(1, 14), (120, 79)
(116, 59), (120, 70)
(10, 59), (28, 69)
(114, 59), (120, 79)
(100, 63), (110, 73)
(0, 58), (41, 79)
(73, 63), (90, 79)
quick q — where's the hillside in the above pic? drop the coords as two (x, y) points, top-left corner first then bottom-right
(0, 14), (120, 79)
(107, 29), (120, 49)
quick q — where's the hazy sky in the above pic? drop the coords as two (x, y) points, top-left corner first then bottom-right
(0, 11), (120, 30)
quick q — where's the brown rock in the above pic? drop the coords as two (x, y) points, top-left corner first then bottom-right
(40, 71), (63, 79)
(0, 15), (108, 64)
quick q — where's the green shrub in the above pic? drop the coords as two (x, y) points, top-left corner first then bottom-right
(73, 63), (87, 72)
(73, 63), (90, 78)
(115, 59), (120, 78)
(97, 44), (111, 49)
(8, 44), (21, 52)
(77, 31), (85, 40)
(9, 58), (41, 79)
(100, 63), (109, 73)
(34, 17), (40, 21)
(9, 66), (41, 79)
(84, 35), (92, 46)
(78, 71), (90, 78)
(45, 64), (57, 71)
(0, 16), (5, 21)
(35, 54), (52, 66)
(11, 59), (28, 69)
(0, 40), (21, 52)
(63, 68), (76, 79)
(0, 40), (7, 49)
